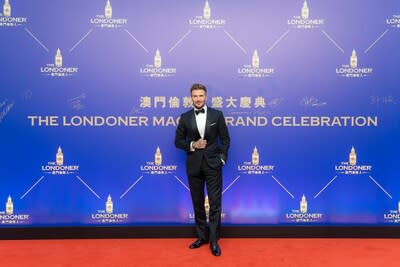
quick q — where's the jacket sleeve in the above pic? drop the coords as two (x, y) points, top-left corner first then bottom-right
(175, 115), (191, 152)
(217, 112), (230, 162)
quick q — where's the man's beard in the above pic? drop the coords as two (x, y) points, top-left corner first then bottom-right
(194, 103), (205, 109)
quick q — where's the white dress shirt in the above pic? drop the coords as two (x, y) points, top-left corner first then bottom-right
(195, 105), (207, 139)
(190, 105), (207, 151)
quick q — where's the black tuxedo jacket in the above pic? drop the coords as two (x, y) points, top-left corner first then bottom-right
(175, 107), (230, 176)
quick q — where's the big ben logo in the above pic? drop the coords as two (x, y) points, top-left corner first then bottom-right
(335, 146), (371, 175)
(91, 194), (128, 223)
(3, 0), (11, 17)
(252, 146), (259, 165)
(349, 146), (357, 166)
(55, 49), (63, 67)
(106, 195), (113, 214)
(155, 146), (162, 165)
(105, 0), (112, 19)
(238, 146), (274, 174)
(301, 0), (309, 19)
(189, 0), (225, 30)
(350, 50), (358, 68)
(238, 50), (275, 78)
(252, 50), (260, 69)
(286, 194), (323, 222)
(300, 194), (307, 214)
(140, 48), (176, 78)
(288, 0), (323, 29)
(154, 49), (162, 68)
(336, 49), (372, 78)
(41, 48), (78, 77)
(42, 146), (79, 175)
(204, 1), (211, 19)
(140, 146), (177, 174)
(6, 196), (13, 215)
(56, 146), (64, 166)
(90, 0), (128, 29)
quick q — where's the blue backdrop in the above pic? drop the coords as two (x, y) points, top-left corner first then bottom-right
(0, 0), (399, 227)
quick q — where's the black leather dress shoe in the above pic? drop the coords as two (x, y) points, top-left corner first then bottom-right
(189, 239), (209, 249)
(210, 241), (221, 256)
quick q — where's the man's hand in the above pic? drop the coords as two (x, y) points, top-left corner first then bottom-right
(193, 139), (207, 149)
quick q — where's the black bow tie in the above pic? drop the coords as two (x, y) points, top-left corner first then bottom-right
(195, 108), (205, 115)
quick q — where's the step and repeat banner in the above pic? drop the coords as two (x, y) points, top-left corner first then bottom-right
(0, 0), (399, 227)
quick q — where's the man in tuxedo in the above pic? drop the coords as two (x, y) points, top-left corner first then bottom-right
(175, 83), (230, 256)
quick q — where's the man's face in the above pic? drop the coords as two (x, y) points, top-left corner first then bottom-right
(191, 89), (207, 109)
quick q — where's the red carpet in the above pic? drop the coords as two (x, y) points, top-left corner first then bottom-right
(0, 238), (398, 266)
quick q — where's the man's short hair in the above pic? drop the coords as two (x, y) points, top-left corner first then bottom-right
(190, 83), (207, 94)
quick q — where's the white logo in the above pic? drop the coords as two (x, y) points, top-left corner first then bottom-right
(91, 194), (129, 224)
(0, 0), (28, 27)
(287, 0), (324, 29)
(40, 49), (79, 77)
(285, 194), (323, 223)
(90, 0), (128, 28)
(386, 14), (400, 28)
(0, 196), (30, 224)
(237, 50), (275, 78)
(383, 201), (400, 223)
(336, 50), (373, 78)
(334, 146), (372, 175)
(237, 146), (275, 175)
(41, 146), (80, 175)
(189, 0), (226, 29)
(140, 49), (177, 78)
(140, 147), (177, 175)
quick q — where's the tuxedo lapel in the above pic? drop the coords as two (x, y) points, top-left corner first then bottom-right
(204, 108), (212, 141)
(191, 110), (201, 139)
